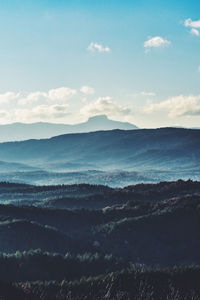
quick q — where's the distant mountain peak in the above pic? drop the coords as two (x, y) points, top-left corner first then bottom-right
(0, 115), (138, 142)
(85, 115), (137, 128)
(87, 115), (108, 122)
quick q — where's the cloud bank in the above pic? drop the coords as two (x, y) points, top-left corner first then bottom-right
(0, 87), (132, 124)
(144, 95), (200, 118)
(0, 87), (76, 123)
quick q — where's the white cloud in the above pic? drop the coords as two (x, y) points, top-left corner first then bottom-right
(80, 97), (131, 118)
(190, 28), (199, 36)
(184, 18), (200, 37)
(81, 97), (88, 104)
(0, 88), (131, 124)
(0, 92), (20, 104)
(88, 42), (110, 53)
(0, 111), (8, 119)
(184, 18), (200, 28)
(19, 87), (76, 105)
(144, 36), (171, 51)
(19, 92), (47, 105)
(0, 87), (77, 123)
(198, 66), (200, 72)
(143, 95), (200, 118)
(80, 86), (95, 95)
(48, 87), (76, 102)
(14, 104), (70, 123)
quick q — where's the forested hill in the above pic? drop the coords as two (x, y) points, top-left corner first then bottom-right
(0, 128), (199, 173)
(0, 180), (200, 298)
(0, 180), (199, 267)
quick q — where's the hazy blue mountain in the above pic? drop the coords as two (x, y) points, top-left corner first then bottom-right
(0, 170), (158, 187)
(0, 160), (39, 172)
(0, 128), (199, 178)
(0, 115), (138, 142)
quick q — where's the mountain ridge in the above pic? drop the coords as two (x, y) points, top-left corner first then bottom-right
(0, 115), (138, 142)
(0, 127), (199, 174)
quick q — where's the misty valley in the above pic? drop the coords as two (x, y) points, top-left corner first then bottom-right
(0, 127), (200, 187)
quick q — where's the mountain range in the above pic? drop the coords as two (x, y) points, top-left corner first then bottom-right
(0, 115), (138, 142)
(0, 127), (199, 185)
(0, 127), (199, 167)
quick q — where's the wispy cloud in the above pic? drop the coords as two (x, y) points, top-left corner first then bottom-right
(144, 36), (171, 52)
(190, 28), (199, 36)
(88, 42), (110, 53)
(80, 86), (95, 95)
(184, 18), (200, 28)
(184, 18), (200, 37)
(143, 95), (200, 117)
(140, 91), (156, 97)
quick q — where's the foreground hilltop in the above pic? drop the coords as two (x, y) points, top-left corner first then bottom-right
(0, 179), (200, 299)
(0, 180), (199, 266)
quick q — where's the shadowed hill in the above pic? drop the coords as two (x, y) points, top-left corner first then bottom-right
(0, 219), (80, 254)
(0, 179), (200, 208)
(0, 180), (200, 266)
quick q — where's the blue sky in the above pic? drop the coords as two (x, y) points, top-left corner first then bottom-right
(0, 0), (199, 127)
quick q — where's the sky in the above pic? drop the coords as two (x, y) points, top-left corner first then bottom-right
(0, 0), (200, 128)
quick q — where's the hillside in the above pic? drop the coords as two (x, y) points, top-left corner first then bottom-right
(0, 219), (79, 254)
(0, 179), (200, 208)
(0, 180), (200, 299)
(0, 180), (199, 266)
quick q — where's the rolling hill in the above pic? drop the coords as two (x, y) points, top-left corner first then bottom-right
(0, 180), (200, 299)
(0, 127), (199, 168)
(0, 180), (199, 266)
(0, 127), (199, 185)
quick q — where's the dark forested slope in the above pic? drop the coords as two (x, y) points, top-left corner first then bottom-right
(0, 180), (199, 266)
(0, 180), (199, 299)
